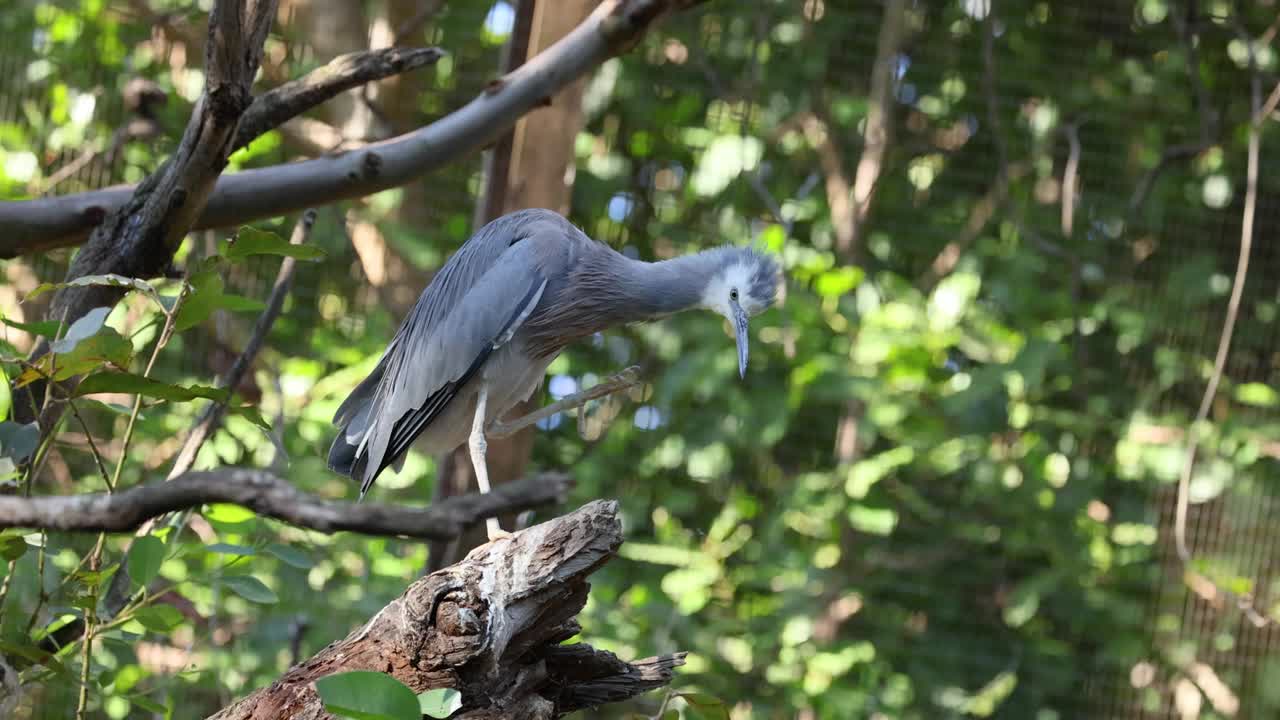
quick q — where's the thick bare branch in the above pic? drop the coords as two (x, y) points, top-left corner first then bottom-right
(232, 46), (446, 152)
(0, 467), (571, 539)
(208, 500), (684, 719)
(0, 0), (708, 259)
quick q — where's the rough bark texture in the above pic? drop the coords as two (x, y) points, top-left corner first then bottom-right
(208, 500), (684, 719)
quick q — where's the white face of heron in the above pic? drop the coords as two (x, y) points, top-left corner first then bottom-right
(700, 260), (772, 320)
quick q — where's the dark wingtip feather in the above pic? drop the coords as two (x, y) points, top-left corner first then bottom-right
(327, 434), (359, 477)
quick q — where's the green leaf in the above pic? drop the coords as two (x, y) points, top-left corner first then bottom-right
(266, 543), (313, 569)
(128, 695), (169, 714)
(127, 536), (165, 589)
(223, 574), (278, 604)
(207, 543), (256, 556)
(24, 274), (162, 305)
(1235, 382), (1278, 407)
(75, 372), (229, 403)
(71, 562), (119, 590)
(132, 604), (184, 633)
(0, 422), (40, 463)
(679, 692), (730, 720)
(17, 321), (133, 385)
(205, 504), (255, 524)
(0, 362), (10, 421)
(316, 671), (422, 720)
(175, 270), (265, 332)
(221, 226), (326, 261)
(1, 318), (65, 338)
(48, 306), (111, 354)
(418, 688), (462, 718)
(0, 532), (28, 562)
(815, 266), (864, 297)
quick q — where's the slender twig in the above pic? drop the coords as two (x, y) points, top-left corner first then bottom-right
(0, 468), (571, 539)
(1060, 123), (1081, 238)
(168, 210), (317, 478)
(1172, 21), (1270, 623)
(487, 366), (643, 439)
(66, 401), (113, 492)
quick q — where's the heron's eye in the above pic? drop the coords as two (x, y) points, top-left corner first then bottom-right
(730, 288), (739, 302)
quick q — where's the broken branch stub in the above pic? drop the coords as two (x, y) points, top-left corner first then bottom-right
(207, 500), (684, 720)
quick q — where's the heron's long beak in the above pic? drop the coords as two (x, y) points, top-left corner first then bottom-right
(731, 300), (750, 379)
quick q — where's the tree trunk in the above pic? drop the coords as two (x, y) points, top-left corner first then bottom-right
(208, 501), (684, 719)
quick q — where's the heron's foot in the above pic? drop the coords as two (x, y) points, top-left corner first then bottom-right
(486, 517), (512, 542)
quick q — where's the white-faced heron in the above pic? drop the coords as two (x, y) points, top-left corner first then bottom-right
(328, 208), (778, 538)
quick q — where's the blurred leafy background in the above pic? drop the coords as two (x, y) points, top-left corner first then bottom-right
(2, 0), (1280, 718)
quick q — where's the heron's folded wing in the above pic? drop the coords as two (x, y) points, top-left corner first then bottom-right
(356, 237), (554, 489)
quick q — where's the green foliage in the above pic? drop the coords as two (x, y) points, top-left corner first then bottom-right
(125, 536), (165, 589)
(220, 226), (328, 262)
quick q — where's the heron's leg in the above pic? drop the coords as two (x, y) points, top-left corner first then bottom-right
(468, 382), (508, 541)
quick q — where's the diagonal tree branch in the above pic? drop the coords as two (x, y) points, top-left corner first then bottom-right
(0, 467), (571, 539)
(0, 0), (708, 259)
(14, 0), (279, 429)
(231, 46), (446, 153)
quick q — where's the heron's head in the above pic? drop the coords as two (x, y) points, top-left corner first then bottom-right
(700, 248), (780, 378)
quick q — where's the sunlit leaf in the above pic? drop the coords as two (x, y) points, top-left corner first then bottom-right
(24, 274), (162, 306)
(0, 362), (10, 421)
(1234, 382), (1277, 407)
(48, 306), (111, 354)
(204, 504), (255, 524)
(418, 688), (462, 718)
(221, 226), (326, 261)
(815, 266), (864, 298)
(17, 324), (133, 385)
(127, 536), (165, 589)
(223, 574), (277, 604)
(316, 671), (421, 720)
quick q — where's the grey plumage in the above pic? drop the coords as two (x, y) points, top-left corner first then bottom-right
(329, 208), (778, 499)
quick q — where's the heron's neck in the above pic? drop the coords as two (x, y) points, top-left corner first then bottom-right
(617, 251), (719, 320)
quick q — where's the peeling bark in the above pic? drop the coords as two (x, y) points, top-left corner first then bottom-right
(208, 501), (684, 719)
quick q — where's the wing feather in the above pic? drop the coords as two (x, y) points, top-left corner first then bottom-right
(329, 209), (572, 495)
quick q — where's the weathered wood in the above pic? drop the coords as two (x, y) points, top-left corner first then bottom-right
(208, 500), (684, 719)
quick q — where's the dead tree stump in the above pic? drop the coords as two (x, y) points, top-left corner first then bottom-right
(208, 500), (684, 719)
